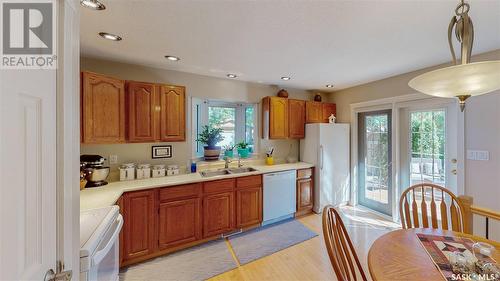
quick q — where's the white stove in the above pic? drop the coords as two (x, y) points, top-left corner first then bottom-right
(80, 206), (123, 281)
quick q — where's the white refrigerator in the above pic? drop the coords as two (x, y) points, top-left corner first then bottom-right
(300, 123), (350, 213)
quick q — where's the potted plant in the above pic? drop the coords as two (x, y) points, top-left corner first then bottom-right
(223, 144), (235, 158)
(236, 141), (250, 158)
(197, 125), (224, 161)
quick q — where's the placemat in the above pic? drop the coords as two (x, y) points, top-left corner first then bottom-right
(416, 233), (496, 281)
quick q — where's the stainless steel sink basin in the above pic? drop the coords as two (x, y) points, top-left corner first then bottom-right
(200, 167), (257, 177)
(228, 167), (257, 174)
(200, 169), (231, 177)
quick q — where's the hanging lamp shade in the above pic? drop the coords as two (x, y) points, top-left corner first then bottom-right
(409, 61), (500, 98)
(408, 0), (500, 111)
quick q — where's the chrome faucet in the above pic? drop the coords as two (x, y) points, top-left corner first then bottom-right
(224, 157), (232, 169)
(238, 157), (243, 168)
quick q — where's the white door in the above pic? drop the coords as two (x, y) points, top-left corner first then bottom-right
(0, 69), (57, 280)
(399, 101), (459, 194)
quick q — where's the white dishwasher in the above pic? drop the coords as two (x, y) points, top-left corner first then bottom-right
(263, 170), (297, 226)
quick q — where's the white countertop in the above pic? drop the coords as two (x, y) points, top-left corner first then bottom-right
(80, 162), (314, 210)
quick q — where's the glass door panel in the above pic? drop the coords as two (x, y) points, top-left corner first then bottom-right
(409, 110), (446, 187)
(358, 110), (392, 215)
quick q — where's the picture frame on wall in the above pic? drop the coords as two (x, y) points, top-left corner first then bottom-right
(152, 145), (172, 159)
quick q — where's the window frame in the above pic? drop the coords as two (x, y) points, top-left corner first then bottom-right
(192, 98), (258, 159)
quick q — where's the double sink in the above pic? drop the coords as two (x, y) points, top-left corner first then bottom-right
(200, 167), (257, 178)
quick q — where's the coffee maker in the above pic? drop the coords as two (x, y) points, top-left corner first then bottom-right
(80, 154), (110, 188)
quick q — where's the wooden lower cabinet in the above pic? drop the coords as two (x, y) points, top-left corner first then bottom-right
(203, 191), (235, 237)
(158, 197), (201, 250)
(296, 168), (314, 216)
(236, 186), (262, 228)
(121, 189), (157, 262)
(117, 174), (278, 267)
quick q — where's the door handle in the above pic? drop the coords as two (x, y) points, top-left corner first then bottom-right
(451, 169), (457, 175)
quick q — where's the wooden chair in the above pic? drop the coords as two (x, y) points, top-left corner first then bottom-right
(399, 183), (466, 232)
(322, 205), (367, 281)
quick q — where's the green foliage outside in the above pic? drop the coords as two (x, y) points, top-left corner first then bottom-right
(410, 111), (445, 160)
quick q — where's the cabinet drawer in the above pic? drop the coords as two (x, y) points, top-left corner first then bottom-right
(203, 179), (235, 194)
(159, 183), (202, 201)
(297, 168), (312, 179)
(236, 175), (262, 188)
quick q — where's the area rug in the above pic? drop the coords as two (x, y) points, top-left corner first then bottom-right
(228, 219), (318, 265)
(119, 240), (237, 281)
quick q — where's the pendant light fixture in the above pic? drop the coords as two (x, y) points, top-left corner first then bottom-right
(408, 0), (500, 111)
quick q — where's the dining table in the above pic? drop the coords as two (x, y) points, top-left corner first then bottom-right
(368, 228), (500, 281)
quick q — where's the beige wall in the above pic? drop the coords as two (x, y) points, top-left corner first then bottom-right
(80, 57), (322, 181)
(329, 49), (500, 123)
(329, 49), (500, 240)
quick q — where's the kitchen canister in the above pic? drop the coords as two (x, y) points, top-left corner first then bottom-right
(136, 164), (151, 179)
(152, 164), (166, 178)
(167, 165), (179, 176)
(119, 163), (136, 181)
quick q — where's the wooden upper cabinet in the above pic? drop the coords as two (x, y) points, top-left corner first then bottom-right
(288, 99), (305, 139)
(81, 71), (126, 143)
(122, 189), (157, 262)
(305, 101), (323, 123)
(321, 103), (337, 123)
(159, 85), (186, 142)
(262, 96), (289, 139)
(126, 82), (158, 142)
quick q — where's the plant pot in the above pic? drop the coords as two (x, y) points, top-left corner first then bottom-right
(237, 148), (249, 158)
(204, 146), (221, 161)
(224, 150), (234, 158)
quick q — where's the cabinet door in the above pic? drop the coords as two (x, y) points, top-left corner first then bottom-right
(127, 82), (158, 142)
(82, 72), (126, 143)
(270, 97), (289, 139)
(122, 190), (156, 261)
(236, 186), (262, 228)
(203, 192), (235, 237)
(322, 103), (337, 123)
(297, 178), (313, 211)
(305, 101), (322, 123)
(158, 198), (201, 250)
(159, 85), (185, 141)
(288, 99), (305, 139)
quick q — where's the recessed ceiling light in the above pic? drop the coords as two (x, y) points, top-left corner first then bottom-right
(326, 84), (334, 88)
(281, 76), (291, 81)
(80, 0), (105, 10)
(98, 32), (122, 41)
(227, 74), (237, 78)
(165, 55), (180, 62)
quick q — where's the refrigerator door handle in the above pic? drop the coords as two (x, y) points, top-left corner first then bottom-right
(320, 145), (324, 170)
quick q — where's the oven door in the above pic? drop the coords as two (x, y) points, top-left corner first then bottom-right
(86, 214), (123, 281)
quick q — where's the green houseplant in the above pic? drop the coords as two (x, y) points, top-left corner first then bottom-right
(236, 141), (250, 158)
(223, 144), (235, 158)
(197, 125), (224, 161)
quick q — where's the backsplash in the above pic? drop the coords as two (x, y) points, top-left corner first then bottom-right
(81, 139), (299, 182)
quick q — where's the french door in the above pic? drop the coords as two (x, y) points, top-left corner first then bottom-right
(399, 102), (458, 194)
(357, 110), (393, 216)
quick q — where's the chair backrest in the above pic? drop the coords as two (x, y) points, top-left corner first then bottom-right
(399, 183), (466, 232)
(322, 205), (367, 281)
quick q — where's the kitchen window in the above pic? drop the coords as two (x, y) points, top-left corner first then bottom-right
(192, 98), (257, 158)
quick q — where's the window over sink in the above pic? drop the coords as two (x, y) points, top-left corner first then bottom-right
(192, 98), (257, 159)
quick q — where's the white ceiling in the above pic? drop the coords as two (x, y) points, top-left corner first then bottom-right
(80, 0), (500, 91)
